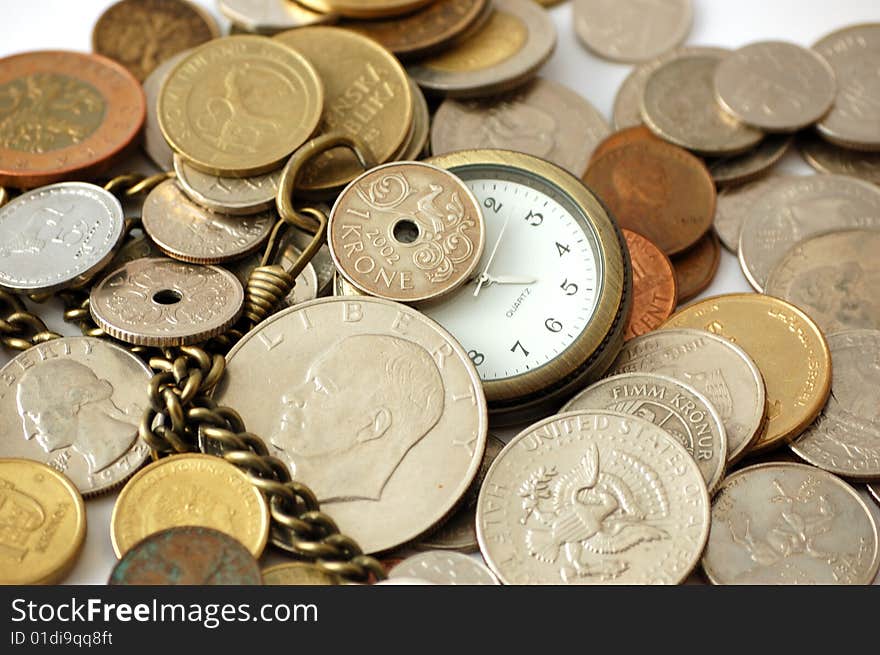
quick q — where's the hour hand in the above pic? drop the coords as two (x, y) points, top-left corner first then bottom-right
(486, 274), (538, 286)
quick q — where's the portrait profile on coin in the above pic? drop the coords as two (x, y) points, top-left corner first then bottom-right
(786, 261), (879, 332)
(16, 359), (138, 476)
(270, 334), (445, 503)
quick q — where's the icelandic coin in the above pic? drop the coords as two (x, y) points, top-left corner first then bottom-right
(702, 462), (880, 584)
(431, 77), (610, 177)
(713, 175), (792, 253)
(219, 0), (337, 34)
(328, 161), (485, 303)
(298, 0), (433, 19)
(89, 257), (244, 346)
(621, 229), (677, 340)
(0, 182), (124, 293)
(562, 373), (727, 492)
(765, 230), (880, 334)
(671, 231), (720, 303)
(418, 433), (506, 552)
(737, 174), (880, 291)
(142, 180), (274, 264)
(215, 297), (488, 554)
(262, 562), (341, 585)
(477, 411), (710, 584)
(158, 35), (323, 176)
(814, 24), (880, 151)
(389, 551), (499, 584)
(791, 330), (880, 479)
(714, 41), (837, 132)
(642, 54), (764, 156)
(142, 50), (190, 171)
(607, 328), (766, 464)
(800, 132), (880, 185)
(0, 459), (86, 585)
(573, 0), (692, 63)
(591, 125), (660, 163)
(274, 27), (412, 195)
(705, 135), (792, 187)
(0, 337), (152, 497)
(407, 0), (557, 99)
(583, 140), (716, 255)
(0, 51), (145, 189)
(111, 453), (270, 558)
(173, 154), (282, 216)
(109, 526), (262, 585)
(343, 0), (489, 60)
(663, 293), (832, 453)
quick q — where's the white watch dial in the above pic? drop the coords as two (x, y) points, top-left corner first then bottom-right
(423, 173), (602, 381)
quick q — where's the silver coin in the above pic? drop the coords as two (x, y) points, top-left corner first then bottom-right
(407, 0), (556, 98)
(800, 132), (880, 185)
(142, 50), (190, 172)
(573, 0), (692, 64)
(814, 23), (880, 152)
(642, 54), (764, 156)
(766, 230), (880, 335)
(107, 234), (163, 270)
(418, 433), (506, 552)
(705, 135), (792, 187)
(477, 410), (710, 584)
(389, 551), (499, 584)
(605, 329), (766, 464)
(702, 462), (880, 584)
(431, 77), (609, 177)
(173, 154), (283, 216)
(738, 174), (880, 291)
(90, 257), (244, 346)
(713, 175), (793, 253)
(333, 271), (364, 297)
(790, 330), (880, 480)
(215, 297), (488, 554)
(278, 223), (335, 296)
(0, 182), (124, 293)
(142, 180), (274, 264)
(562, 373), (727, 492)
(218, 0), (336, 34)
(714, 41), (837, 133)
(0, 337), (151, 497)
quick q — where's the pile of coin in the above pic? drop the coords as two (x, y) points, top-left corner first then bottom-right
(0, 0), (878, 587)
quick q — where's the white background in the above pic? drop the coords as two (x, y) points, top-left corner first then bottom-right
(1, 0), (878, 584)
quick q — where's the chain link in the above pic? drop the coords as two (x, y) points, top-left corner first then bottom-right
(0, 289), (63, 351)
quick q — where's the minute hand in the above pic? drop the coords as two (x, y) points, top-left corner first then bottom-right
(473, 214), (511, 297)
(483, 274), (538, 286)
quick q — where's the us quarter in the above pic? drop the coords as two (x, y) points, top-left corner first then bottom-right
(214, 297), (488, 554)
(477, 410), (710, 584)
(218, 0), (337, 34)
(173, 154), (283, 216)
(142, 50), (190, 171)
(790, 330), (880, 480)
(702, 462), (880, 584)
(0, 337), (151, 497)
(706, 135), (792, 187)
(0, 182), (124, 293)
(562, 373), (727, 493)
(389, 551), (499, 584)
(713, 175), (793, 253)
(800, 132), (880, 185)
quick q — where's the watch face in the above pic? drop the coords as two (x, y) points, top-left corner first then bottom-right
(422, 165), (604, 382)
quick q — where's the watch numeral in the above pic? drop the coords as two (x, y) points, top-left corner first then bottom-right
(544, 318), (563, 333)
(510, 341), (530, 357)
(468, 350), (485, 366)
(483, 198), (503, 214)
(555, 242), (570, 257)
(524, 210), (543, 226)
(560, 278), (578, 295)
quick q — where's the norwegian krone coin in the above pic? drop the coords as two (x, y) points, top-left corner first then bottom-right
(215, 297), (488, 554)
(621, 229), (677, 340)
(477, 411), (710, 584)
(702, 463), (880, 584)
(143, 51), (190, 171)
(705, 135), (792, 187)
(218, 0), (337, 34)
(800, 132), (880, 185)
(671, 231), (720, 303)
(173, 154), (282, 216)
(262, 562), (341, 585)
(713, 175), (792, 253)
(389, 551), (499, 584)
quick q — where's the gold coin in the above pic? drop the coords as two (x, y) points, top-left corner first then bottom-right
(111, 454), (269, 558)
(0, 459), (86, 585)
(298, 0), (433, 19)
(158, 35), (323, 176)
(662, 294), (831, 454)
(262, 562), (342, 585)
(274, 27), (413, 195)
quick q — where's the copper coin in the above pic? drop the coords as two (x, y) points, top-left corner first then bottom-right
(671, 230), (720, 304)
(0, 51), (145, 189)
(590, 125), (661, 164)
(343, 0), (489, 60)
(583, 139), (716, 256)
(108, 526), (261, 585)
(622, 229), (677, 340)
(92, 0), (220, 82)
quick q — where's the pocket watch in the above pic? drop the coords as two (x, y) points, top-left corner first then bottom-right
(423, 149), (631, 424)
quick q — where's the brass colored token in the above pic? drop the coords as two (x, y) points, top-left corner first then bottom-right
(298, 0), (433, 19)
(262, 562), (342, 585)
(329, 162), (485, 303)
(218, 0), (338, 35)
(92, 0), (219, 82)
(0, 459), (86, 585)
(671, 231), (721, 304)
(621, 229), (677, 340)
(274, 27), (412, 195)
(663, 293), (832, 454)
(111, 453), (270, 559)
(158, 35), (324, 176)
